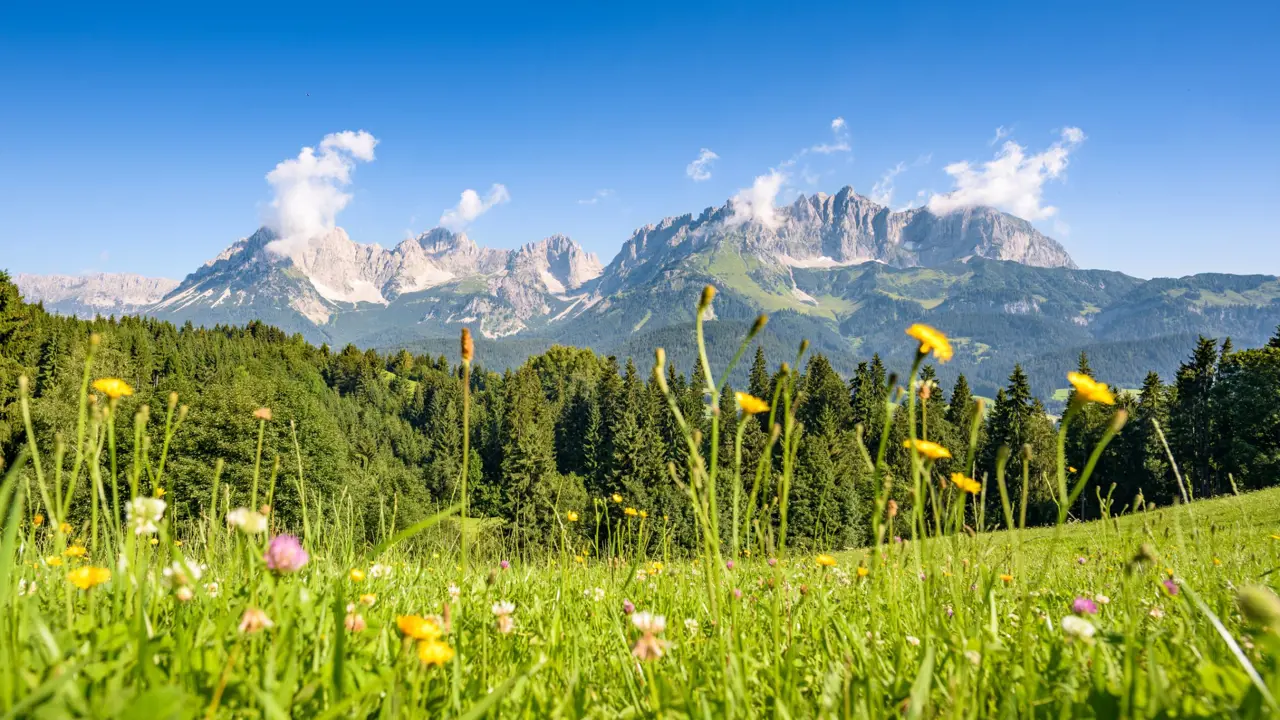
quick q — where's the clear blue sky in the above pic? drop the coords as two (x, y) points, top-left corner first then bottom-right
(2, 1), (1277, 280)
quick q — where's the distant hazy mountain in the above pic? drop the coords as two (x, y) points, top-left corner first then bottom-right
(12, 187), (1280, 399)
(14, 272), (178, 318)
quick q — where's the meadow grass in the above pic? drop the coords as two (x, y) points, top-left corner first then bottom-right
(4, 291), (1280, 718)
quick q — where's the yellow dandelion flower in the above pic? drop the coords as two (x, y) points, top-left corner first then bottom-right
(904, 438), (952, 461)
(67, 566), (111, 590)
(58, 522), (72, 535)
(574, 555), (585, 564)
(253, 407), (273, 421)
(155, 487), (167, 498)
(816, 554), (837, 567)
(417, 639), (455, 666)
(175, 540), (183, 547)
(735, 392), (770, 416)
(856, 566), (869, 578)
(33, 514), (44, 527)
(62, 545), (87, 558)
(91, 378), (134, 400)
(639, 510), (648, 519)
(1067, 372), (1115, 406)
(950, 472), (981, 494)
(349, 568), (366, 582)
(397, 615), (442, 641)
(1000, 574), (1014, 583)
(359, 593), (377, 606)
(624, 507), (638, 517)
(611, 494), (623, 504)
(1067, 466), (1078, 473)
(905, 324), (953, 363)
(149, 538), (159, 546)
(566, 510), (579, 522)
(1213, 558), (1222, 566)
(45, 556), (64, 567)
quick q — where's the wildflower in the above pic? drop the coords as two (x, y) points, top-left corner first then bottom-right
(1148, 606), (1164, 620)
(67, 566), (110, 590)
(905, 635), (920, 647)
(492, 600), (515, 617)
(1095, 594), (1110, 605)
(1162, 579), (1179, 596)
(630, 611), (668, 661)
(574, 555), (585, 564)
(58, 522), (72, 535)
(344, 604), (366, 633)
(903, 439), (951, 461)
(349, 569), (365, 582)
(263, 535), (309, 573)
(1061, 615), (1096, 641)
(586, 587), (605, 602)
(499, 560), (510, 570)
(857, 566), (869, 578)
(447, 584), (460, 602)
(92, 378), (134, 399)
(460, 327), (474, 364)
(18, 579), (37, 597)
(1000, 574), (1014, 583)
(1238, 586), (1280, 626)
(359, 593), (377, 607)
(149, 538), (159, 546)
(905, 324), (953, 363)
(639, 510), (648, 519)
(816, 554), (837, 568)
(733, 588), (742, 599)
(239, 608), (274, 633)
(253, 407), (273, 421)
(226, 508), (268, 534)
(964, 650), (981, 666)
(1213, 557), (1222, 566)
(735, 392), (770, 415)
(175, 586), (194, 602)
(1068, 466), (1078, 473)
(47, 556), (64, 567)
(567, 511), (579, 522)
(398, 615), (443, 641)
(62, 545), (87, 558)
(647, 561), (664, 576)
(887, 499), (898, 518)
(33, 514), (43, 527)
(418, 639), (456, 666)
(125, 497), (167, 536)
(725, 560), (734, 570)
(369, 563), (391, 579)
(623, 599), (635, 615)
(624, 507), (638, 517)
(950, 473), (981, 494)
(1067, 372), (1115, 406)
(162, 558), (203, 587)
(1077, 556), (1087, 565)
(1072, 597), (1098, 615)
(611, 493), (622, 504)
(768, 558), (777, 567)
(205, 582), (220, 597)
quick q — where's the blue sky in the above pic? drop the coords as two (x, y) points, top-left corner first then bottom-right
(2, 1), (1277, 280)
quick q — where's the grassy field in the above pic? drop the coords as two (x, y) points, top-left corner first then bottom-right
(6, 308), (1280, 718)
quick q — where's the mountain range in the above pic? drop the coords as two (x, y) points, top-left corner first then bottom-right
(14, 187), (1280, 400)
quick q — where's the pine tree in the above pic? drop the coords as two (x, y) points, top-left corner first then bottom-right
(945, 374), (973, 428)
(1170, 336), (1220, 496)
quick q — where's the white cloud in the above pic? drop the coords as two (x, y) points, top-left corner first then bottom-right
(809, 117), (851, 155)
(265, 130), (379, 255)
(989, 126), (1010, 146)
(870, 162), (906, 206)
(726, 170), (787, 230)
(686, 148), (719, 181)
(439, 184), (511, 231)
(927, 127), (1086, 220)
(577, 188), (615, 205)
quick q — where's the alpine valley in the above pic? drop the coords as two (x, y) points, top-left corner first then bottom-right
(14, 187), (1280, 399)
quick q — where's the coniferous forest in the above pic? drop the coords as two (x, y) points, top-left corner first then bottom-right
(3, 270), (1279, 551)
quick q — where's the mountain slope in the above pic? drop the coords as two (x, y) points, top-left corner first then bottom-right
(14, 273), (178, 318)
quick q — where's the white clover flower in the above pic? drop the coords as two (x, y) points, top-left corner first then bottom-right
(447, 584), (460, 601)
(226, 508), (267, 534)
(631, 611), (666, 634)
(127, 497), (166, 535)
(1095, 594), (1111, 605)
(1061, 615), (1096, 640)
(684, 618), (699, 635)
(161, 558), (204, 588)
(905, 635), (920, 647)
(175, 586), (194, 602)
(368, 563), (392, 579)
(205, 581), (220, 597)
(584, 587), (606, 602)
(491, 601), (515, 617)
